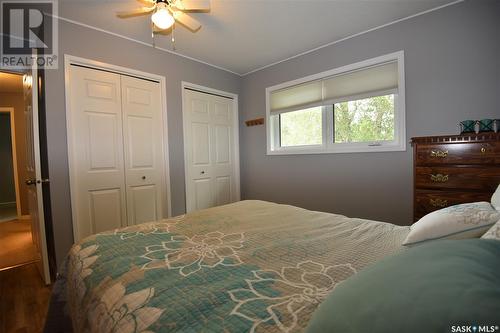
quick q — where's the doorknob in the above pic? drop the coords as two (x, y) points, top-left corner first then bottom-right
(26, 178), (50, 185)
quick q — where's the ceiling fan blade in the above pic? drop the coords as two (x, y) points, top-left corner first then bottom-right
(117, 6), (155, 18)
(136, 0), (156, 5)
(173, 12), (201, 31)
(175, 0), (210, 11)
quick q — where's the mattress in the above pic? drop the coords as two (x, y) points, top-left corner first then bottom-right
(45, 200), (410, 333)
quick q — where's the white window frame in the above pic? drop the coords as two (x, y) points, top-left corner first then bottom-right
(266, 51), (406, 155)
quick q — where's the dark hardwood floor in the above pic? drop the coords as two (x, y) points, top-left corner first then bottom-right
(0, 263), (51, 333)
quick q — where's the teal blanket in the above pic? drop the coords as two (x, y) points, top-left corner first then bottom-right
(61, 200), (409, 332)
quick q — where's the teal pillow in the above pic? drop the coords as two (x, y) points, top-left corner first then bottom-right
(306, 239), (500, 333)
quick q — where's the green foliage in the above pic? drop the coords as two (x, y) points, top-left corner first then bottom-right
(279, 95), (395, 147)
(334, 95), (395, 143)
(280, 107), (322, 147)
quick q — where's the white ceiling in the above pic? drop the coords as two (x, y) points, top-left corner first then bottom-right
(59, 0), (459, 75)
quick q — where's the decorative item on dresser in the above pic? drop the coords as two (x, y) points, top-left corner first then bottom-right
(411, 132), (500, 221)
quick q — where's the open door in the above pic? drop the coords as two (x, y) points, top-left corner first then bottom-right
(23, 66), (51, 285)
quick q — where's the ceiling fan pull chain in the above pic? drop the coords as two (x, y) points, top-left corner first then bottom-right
(151, 22), (156, 48)
(151, 23), (155, 48)
(171, 22), (176, 50)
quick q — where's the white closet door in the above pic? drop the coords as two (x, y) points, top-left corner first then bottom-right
(69, 66), (127, 241)
(184, 89), (236, 212)
(121, 75), (163, 225)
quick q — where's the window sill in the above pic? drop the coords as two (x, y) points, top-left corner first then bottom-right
(267, 142), (406, 155)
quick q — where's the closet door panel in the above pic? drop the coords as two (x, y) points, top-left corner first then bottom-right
(184, 91), (213, 212)
(194, 178), (213, 210)
(128, 116), (154, 168)
(215, 176), (231, 206)
(129, 185), (158, 224)
(88, 188), (123, 234)
(121, 76), (164, 226)
(210, 95), (235, 207)
(69, 66), (127, 241)
(214, 125), (230, 164)
(184, 90), (236, 212)
(192, 122), (210, 165)
(86, 112), (120, 170)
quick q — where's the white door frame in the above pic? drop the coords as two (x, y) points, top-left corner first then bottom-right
(0, 107), (22, 218)
(64, 54), (172, 242)
(181, 81), (241, 212)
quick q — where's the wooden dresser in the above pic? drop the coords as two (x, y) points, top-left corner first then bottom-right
(411, 133), (500, 221)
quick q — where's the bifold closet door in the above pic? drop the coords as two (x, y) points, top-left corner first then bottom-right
(184, 89), (236, 212)
(69, 66), (127, 240)
(69, 66), (165, 241)
(121, 75), (163, 225)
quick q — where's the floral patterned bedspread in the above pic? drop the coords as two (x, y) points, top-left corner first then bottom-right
(54, 200), (410, 333)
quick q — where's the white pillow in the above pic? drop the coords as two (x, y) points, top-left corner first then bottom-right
(481, 220), (500, 240)
(403, 201), (500, 246)
(491, 184), (500, 211)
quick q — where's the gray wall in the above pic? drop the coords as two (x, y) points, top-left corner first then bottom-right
(45, 20), (241, 267)
(0, 113), (15, 204)
(239, 0), (500, 225)
(0, 92), (28, 215)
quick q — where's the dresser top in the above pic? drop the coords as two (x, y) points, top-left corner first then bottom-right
(411, 132), (500, 145)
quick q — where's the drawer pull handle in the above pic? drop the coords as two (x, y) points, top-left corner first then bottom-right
(480, 147), (486, 153)
(430, 150), (448, 158)
(430, 174), (449, 183)
(430, 198), (448, 208)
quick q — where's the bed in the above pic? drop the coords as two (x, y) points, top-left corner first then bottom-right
(45, 200), (410, 333)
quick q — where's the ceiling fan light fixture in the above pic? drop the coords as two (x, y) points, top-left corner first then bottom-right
(152, 3), (175, 30)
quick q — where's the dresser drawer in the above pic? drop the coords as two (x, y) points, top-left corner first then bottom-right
(414, 189), (492, 221)
(415, 142), (500, 165)
(415, 166), (500, 191)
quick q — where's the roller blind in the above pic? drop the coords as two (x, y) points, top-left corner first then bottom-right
(323, 62), (398, 102)
(270, 61), (398, 114)
(270, 81), (322, 112)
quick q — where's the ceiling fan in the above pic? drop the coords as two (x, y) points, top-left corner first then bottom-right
(117, 0), (210, 32)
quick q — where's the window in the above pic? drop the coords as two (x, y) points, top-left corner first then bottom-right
(280, 106), (323, 147)
(334, 94), (394, 143)
(266, 51), (405, 154)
